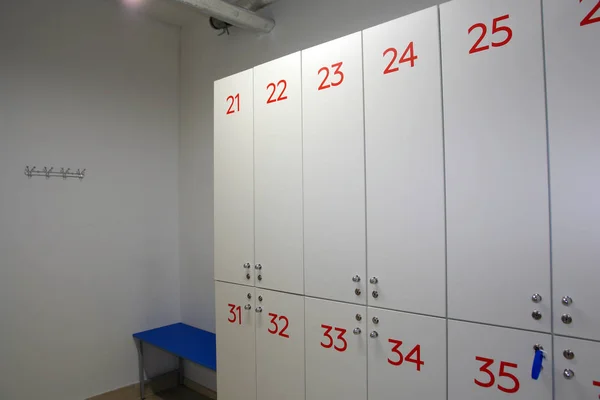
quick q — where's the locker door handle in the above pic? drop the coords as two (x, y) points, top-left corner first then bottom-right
(255, 307), (263, 313)
(244, 304), (252, 310)
(353, 328), (362, 335)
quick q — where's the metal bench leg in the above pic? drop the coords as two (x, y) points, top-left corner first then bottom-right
(178, 357), (184, 386)
(138, 340), (145, 399)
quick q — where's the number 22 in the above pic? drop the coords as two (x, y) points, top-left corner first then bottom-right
(318, 62), (344, 90)
(581, 0), (600, 26)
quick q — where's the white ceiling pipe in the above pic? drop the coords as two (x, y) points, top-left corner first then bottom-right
(176, 0), (275, 32)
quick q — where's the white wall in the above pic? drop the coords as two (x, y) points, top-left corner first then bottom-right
(0, 0), (181, 399)
(179, 0), (447, 389)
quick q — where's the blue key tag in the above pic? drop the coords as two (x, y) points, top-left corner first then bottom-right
(531, 349), (544, 380)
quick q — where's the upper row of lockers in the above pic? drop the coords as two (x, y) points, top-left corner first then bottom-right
(213, 0), (599, 341)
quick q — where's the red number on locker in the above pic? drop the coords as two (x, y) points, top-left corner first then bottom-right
(267, 313), (290, 338)
(317, 62), (344, 90)
(468, 15), (513, 54)
(387, 339), (425, 371)
(581, 0), (600, 26)
(474, 357), (520, 394)
(320, 324), (348, 352)
(594, 380), (600, 388)
(226, 94), (240, 114)
(227, 304), (242, 325)
(266, 80), (288, 104)
(383, 42), (418, 74)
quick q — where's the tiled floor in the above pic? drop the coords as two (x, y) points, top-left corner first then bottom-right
(149, 386), (211, 400)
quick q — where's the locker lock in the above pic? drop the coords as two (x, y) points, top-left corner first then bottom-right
(352, 275), (361, 283)
(562, 296), (573, 306)
(369, 277), (379, 284)
(247, 293), (252, 299)
(258, 275), (263, 281)
(243, 263), (251, 269)
(533, 344), (544, 353)
(372, 317), (379, 324)
(258, 295), (263, 302)
(563, 349), (575, 360)
(563, 369), (575, 380)
(255, 264), (262, 270)
(355, 288), (362, 296)
(531, 293), (542, 303)
(246, 273), (251, 280)
(255, 307), (263, 313)
(244, 304), (252, 310)
(531, 310), (542, 320)
(372, 291), (379, 299)
(355, 314), (362, 321)
(561, 314), (573, 324)
(353, 328), (362, 335)
(369, 331), (379, 338)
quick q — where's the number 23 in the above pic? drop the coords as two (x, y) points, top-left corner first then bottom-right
(318, 62), (344, 90)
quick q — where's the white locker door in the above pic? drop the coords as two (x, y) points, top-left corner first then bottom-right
(448, 321), (552, 400)
(555, 336), (600, 400)
(305, 297), (367, 400)
(255, 289), (305, 400)
(214, 70), (255, 286)
(544, 0), (600, 342)
(302, 33), (367, 305)
(441, 0), (551, 331)
(367, 308), (446, 400)
(363, 6), (445, 316)
(215, 281), (256, 400)
(254, 53), (303, 295)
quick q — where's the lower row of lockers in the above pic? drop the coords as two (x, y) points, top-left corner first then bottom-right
(215, 281), (600, 400)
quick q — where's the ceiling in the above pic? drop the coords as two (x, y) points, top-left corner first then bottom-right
(110, 0), (206, 27)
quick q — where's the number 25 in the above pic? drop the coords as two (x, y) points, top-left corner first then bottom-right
(318, 62), (344, 91)
(468, 15), (513, 54)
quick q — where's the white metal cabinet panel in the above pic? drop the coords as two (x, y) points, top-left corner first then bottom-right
(305, 297), (367, 400)
(214, 69), (255, 286)
(254, 53), (304, 295)
(441, 0), (551, 331)
(367, 307), (446, 400)
(363, 6), (446, 316)
(302, 33), (367, 305)
(448, 321), (552, 400)
(555, 336), (600, 400)
(215, 281), (256, 400)
(544, 0), (600, 342)
(255, 289), (305, 400)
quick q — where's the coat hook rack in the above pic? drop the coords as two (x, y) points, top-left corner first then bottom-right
(25, 166), (86, 180)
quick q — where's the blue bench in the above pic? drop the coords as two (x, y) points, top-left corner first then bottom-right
(133, 323), (216, 399)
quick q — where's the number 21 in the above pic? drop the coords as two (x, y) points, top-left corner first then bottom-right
(581, 0), (600, 26)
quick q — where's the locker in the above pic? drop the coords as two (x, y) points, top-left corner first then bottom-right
(254, 53), (304, 295)
(363, 6), (446, 316)
(441, 0), (551, 331)
(555, 336), (600, 400)
(305, 297), (367, 400)
(255, 289), (305, 400)
(544, 0), (600, 342)
(367, 308), (446, 400)
(302, 33), (367, 305)
(448, 321), (552, 400)
(215, 281), (256, 400)
(214, 69), (255, 286)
